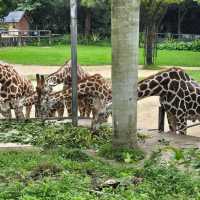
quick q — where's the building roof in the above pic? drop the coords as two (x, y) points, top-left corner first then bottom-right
(4, 11), (25, 23)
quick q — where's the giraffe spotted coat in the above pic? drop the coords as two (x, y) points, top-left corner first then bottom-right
(0, 64), (34, 119)
(40, 74), (112, 127)
(95, 68), (200, 134)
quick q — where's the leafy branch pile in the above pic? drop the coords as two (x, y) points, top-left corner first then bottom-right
(0, 121), (112, 149)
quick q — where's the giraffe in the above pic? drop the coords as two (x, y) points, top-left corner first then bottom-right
(44, 60), (92, 116)
(20, 91), (65, 118)
(0, 64), (34, 119)
(40, 89), (89, 118)
(40, 74), (112, 126)
(94, 67), (200, 135)
(45, 59), (89, 88)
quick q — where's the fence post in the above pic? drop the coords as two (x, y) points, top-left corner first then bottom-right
(37, 31), (40, 46)
(49, 30), (52, 45)
(18, 31), (22, 46)
(158, 106), (165, 132)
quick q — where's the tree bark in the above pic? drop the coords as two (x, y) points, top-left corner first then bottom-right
(84, 8), (91, 36)
(178, 6), (181, 36)
(145, 28), (156, 65)
(111, 0), (139, 149)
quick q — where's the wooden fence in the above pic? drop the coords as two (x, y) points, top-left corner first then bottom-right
(0, 30), (52, 47)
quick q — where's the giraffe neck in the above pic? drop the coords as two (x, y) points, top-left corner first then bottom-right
(46, 67), (66, 86)
(22, 92), (38, 106)
(137, 77), (165, 100)
(137, 68), (191, 100)
(64, 76), (111, 104)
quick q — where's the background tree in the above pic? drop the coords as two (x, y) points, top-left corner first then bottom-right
(80, 0), (109, 36)
(176, 0), (195, 36)
(112, 0), (139, 149)
(0, 0), (18, 17)
(140, 0), (183, 66)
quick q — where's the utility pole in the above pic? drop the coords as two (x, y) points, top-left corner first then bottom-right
(70, 0), (78, 126)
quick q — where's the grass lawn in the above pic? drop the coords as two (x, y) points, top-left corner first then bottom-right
(0, 121), (200, 200)
(1, 45), (200, 67)
(187, 70), (200, 82)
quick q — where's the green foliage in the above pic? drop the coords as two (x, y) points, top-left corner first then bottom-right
(0, 147), (200, 199)
(0, 121), (112, 149)
(98, 143), (144, 163)
(158, 39), (200, 51)
(0, 122), (200, 199)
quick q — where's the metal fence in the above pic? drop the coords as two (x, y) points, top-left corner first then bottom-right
(156, 32), (200, 42)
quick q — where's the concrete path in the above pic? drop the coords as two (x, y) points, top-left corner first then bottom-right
(0, 143), (33, 149)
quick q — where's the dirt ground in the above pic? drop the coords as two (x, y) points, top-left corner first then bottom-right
(1, 61), (200, 138)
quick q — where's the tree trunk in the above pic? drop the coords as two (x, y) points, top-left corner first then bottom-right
(178, 6), (181, 36)
(111, 0), (139, 149)
(84, 8), (91, 36)
(145, 28), (156, 65)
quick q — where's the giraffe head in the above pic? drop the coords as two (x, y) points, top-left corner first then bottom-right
(45, 60), (89, 90)
(40, 91), (63, 118)
(91, 99), (112, 132)
(45, 60), (72, 88)
(36, 74), (53, 117)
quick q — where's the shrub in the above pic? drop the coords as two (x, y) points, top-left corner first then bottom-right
(157, 39), (200, 51)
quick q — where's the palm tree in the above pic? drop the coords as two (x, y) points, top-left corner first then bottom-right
(111, 0), (139, 148)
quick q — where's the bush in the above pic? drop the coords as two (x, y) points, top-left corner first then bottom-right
(157, 39), (200, 51)
(0, 121), (112, 149)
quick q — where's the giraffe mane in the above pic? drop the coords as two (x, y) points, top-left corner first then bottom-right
(47, 59), (70, 78)
(138, 67), (185, 84)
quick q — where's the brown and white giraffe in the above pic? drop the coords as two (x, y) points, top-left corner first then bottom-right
(44, 60), (92, 116)
(20, 91), (65, 118)
(40, 90), (89, 118)
(0, 64), (34, 119)
(40, 74), (112, 126)
(45, 60), (89, 87)
(94, 67), (200, 135)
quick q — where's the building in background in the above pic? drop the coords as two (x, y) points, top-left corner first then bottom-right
(4, 11), (29, 35)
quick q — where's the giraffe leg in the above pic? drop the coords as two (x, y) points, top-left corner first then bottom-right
(166, 112), (176, 134)
(78, 98), (86, 117)
(57, 104), (64, 118)
(14, 107), (24, 120)
(176, 116), (187, 135)
(25, 105), (32, 119)
(0, 102), (12, 119)
(85, 100), (91, 118)
(49, 109), (56, 117)
(66, 99), (72, 117)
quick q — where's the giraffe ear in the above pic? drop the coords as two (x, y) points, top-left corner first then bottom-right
(36, 74), (40, 87)
(40, 75), (45, 87)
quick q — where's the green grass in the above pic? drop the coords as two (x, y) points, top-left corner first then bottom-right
(0, 45), (112, 66)
(187, 70), (200, 82)
(1, 45), (200, 67)
(0, 122), (200, 199)
(0, 148), (200, 200)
